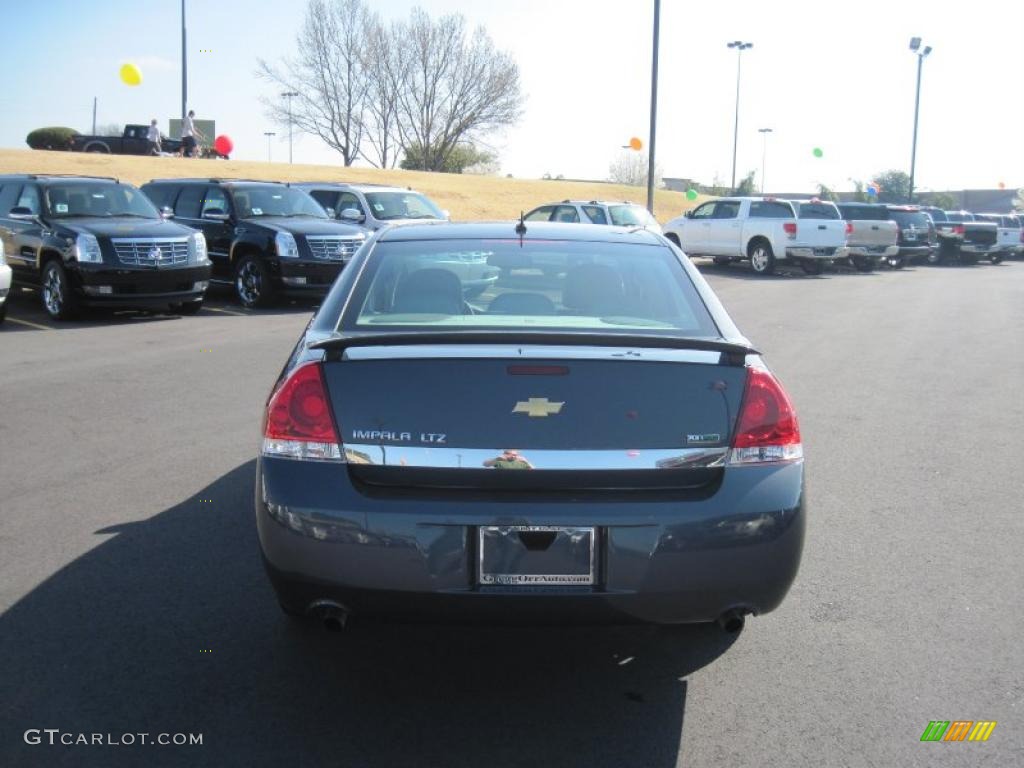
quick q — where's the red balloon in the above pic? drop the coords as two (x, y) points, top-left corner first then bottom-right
(213, 135), (233, 156)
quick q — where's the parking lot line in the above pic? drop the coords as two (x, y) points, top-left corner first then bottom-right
(4, 316), (54, 331)
(202, 306), (250, 316)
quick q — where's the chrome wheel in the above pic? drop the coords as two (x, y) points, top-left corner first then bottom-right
(236, 260), (262, 306)
(43, 266), (65, 317)
(750, 244), (774, 274)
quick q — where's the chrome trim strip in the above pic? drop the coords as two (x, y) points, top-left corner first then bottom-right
(343, 444), (727, 470)
(342, 345), (724, 364)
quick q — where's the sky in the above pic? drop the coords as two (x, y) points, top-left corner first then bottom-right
(4, 0), (1022, 193)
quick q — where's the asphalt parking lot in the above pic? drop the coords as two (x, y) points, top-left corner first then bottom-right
(1, 261), (1021, 768)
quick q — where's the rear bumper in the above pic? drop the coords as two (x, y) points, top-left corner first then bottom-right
(896, 245), (934, 258)
(256, 457), (806, 625)
(847, 245), (898, 259)
(960, 244), (995, 255)
(786, 246), (849, 261)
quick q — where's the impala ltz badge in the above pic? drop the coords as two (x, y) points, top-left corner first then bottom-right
(512, 398), (564, 418)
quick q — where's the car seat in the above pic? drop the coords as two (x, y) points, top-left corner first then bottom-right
(392, 268), (463, 314)
(488, 292), (557, 315)
(562, 264), (627, 315)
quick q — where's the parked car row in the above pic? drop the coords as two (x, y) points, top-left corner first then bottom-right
(661, 197), (1021, 275)
(0, 174), (450, 319)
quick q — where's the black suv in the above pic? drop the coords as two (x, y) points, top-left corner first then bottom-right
(0, 174), (211, 319)
(141, 179), (366, 308)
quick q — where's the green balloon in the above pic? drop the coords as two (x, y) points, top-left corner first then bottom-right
(812, 147), (824, 158)
(686, 188), (698, 201)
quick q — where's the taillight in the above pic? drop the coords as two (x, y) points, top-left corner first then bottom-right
(783, 222), (797, 238)
(728, 368), (802, 465)
(845, 221), (853, 236)
(953, 224), (965, 236)
(262, 362), (343, 461)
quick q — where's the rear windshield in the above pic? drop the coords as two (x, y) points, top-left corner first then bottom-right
(888, 210), (932, 228)
(229, 186), (327, 219)
(607, 204), (658, 227)
(794, 202), (840, 220)
(837, 204), (888, 221)
(43, 183), (159, 219)
(922, 208), (948, 222)
(944, 211), (973, 223)
(341, 239), (719, 337)
(1004, 216), (1021, 228)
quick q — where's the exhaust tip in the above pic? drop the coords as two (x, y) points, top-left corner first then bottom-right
(716, 608), (748, 634)
(308, 600), (350, 632)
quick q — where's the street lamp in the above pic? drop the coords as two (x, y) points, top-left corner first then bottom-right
(281, 91), (299, 164)
(646, 0), (661, 213)
(758, 128), (773, 193)
(727, 40), (753, 194)
(264, 131), (276, 163)
(180, 0), (188, 122)
(908, 38), (932, 203)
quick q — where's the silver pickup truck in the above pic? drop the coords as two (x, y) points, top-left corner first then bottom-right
(836, 203), (899, 271)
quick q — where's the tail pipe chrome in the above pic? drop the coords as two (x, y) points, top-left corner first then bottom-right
(309, 600), (350, 632)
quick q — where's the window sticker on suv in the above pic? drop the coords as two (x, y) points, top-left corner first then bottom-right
(251, 208), (263, 216)
(55, 203), (68, 213)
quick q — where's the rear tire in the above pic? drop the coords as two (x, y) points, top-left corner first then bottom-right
(886, 255), (904, 269)
(851, 257), (874, 273)
(0, 302), (6, 324)
(664, 233), (680, 248)
(712, 256), (732, 266)
(234, 255), (277, 308)
(989, 253), (1003, 264)
(748, 241), (775, 275)
(41, 260), (79, 320)
(800, 259), (824, 276)
(925, 248), (942, 265)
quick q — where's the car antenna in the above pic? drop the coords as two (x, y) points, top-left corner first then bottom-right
(515, 211), (527, 236)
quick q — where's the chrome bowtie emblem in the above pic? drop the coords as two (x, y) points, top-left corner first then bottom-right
(149, 246), (164, 262)
(512, 398), (564, 418)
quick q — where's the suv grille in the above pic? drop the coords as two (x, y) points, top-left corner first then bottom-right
(306, 236), (362, 261)
(111, 238), (190, 267)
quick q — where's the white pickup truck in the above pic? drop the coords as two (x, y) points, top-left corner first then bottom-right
(974, 213), (1022, 261)
(785, 200), (852, 274)
(663, 196), (848, 275)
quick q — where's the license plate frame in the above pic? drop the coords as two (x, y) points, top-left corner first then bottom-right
(478, 525), (596, 586)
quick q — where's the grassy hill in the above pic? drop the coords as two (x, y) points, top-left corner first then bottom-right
(0, 149), (700, 223)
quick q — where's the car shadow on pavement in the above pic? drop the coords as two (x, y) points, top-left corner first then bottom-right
(0, 461), (737, 768)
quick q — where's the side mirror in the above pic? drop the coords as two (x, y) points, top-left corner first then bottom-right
(10, 206), (39, 220)
(160, 206), (175, 219)
(340, 208), (364, 222)
(202, 208), (229, 221)
(441, 209), (451, 219)
(685, 210), (694, 219)
(325, 207), (336, 218)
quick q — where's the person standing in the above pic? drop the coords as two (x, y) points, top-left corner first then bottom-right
(180, 110), (206, 158)
(147, 119), (161, 156)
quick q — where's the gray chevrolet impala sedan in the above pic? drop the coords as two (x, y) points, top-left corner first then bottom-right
(256, 221), (805, 632)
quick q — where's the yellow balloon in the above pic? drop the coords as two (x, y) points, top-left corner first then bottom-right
(120, 63), (142, 87)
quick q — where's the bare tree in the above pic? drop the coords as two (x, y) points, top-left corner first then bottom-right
(608, 152), (662, 188)
(392, 9), (522, 172)
(257, 0), (369, 165)
(359, 14), (405, 168)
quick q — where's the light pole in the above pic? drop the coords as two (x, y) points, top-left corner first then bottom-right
(646, 0), (661, 214)
(908, 38), (932, 203)
(727, 41), (753, 194)
(281, 91), (299, 164)
(180, 0), (187, 122)
(264, 132), (276, 163)
(758, 128), (773, 193)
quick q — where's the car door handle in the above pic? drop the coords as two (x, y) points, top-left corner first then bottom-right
(818, 225), (826, 230)
(871, 226), (879, 230)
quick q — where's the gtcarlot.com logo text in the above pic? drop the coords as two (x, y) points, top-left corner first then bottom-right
(24, 729), (203, 747)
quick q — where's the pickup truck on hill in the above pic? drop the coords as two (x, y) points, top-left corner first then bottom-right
(835, 203), (899, 271)
(69, 124), (183, 156)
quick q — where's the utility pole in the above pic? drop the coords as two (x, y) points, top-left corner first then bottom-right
(264, 132), (276, 163)
(646, 0), (661, 214)
(758, 128), (773, 193)
(181, 0), (188, 122)
(908, 38), (932, 203)
(281, 91), (299, 164)
(92, 97), (97, 135)
(727, 41), (753, 194)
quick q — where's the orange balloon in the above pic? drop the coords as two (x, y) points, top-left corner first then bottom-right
(628, 137), (643, 151)
(998, 182), (1006, 190)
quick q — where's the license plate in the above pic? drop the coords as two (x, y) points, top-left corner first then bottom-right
(905, 232), (918, 241)
(479, 526), (595, 586)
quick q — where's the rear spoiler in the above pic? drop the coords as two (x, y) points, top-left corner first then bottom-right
(309, 331), (757, 365)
